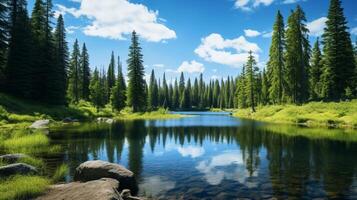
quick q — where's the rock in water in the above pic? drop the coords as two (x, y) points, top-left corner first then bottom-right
(74, 160), (138, 194)
(36, 178), (123, 200)
(0, 153), (27, 164)
(29, 120), (50, 129)
(0, 163), (37, 177)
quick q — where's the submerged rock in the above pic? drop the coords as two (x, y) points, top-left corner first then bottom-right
(63, 117), (79, 123)
(0, 153), (27, 164)
(29, 119), (50, 129)
(74, 160), (137, 193)
(36, 178), (123, 200)
(0, 163), (37, 177)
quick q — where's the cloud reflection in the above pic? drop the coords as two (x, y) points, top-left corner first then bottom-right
(139, 176), (176, 196)
(196, 151), (258, 186)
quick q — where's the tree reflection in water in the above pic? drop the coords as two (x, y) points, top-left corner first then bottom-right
(47, 117), (357, 199)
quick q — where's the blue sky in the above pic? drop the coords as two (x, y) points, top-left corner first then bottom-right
(27, 0), (357, 82)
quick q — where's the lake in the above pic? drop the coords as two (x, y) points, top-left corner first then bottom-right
(46, 112), (357, 199)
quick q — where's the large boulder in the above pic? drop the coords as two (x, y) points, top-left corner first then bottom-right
(74, 160), (138, 194)
(0, 163), (37, 177)
(29, 119), (50, 129)
(0, 153), (27, 164)
(36, 178), (123, 200)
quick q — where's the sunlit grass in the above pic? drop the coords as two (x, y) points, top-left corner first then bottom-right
(0, 175), (50, 200)
(115, 107), (183, 120)
(234, 100), (357, 128)
(52, 164), (69, 182)
(2, 132), (49, 152)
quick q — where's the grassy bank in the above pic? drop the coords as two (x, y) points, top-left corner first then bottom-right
(233, 100), (357, 129)
(0, 93), (183, 129)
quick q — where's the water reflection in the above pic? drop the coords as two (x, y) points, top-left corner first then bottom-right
(48, 114), (357, 199)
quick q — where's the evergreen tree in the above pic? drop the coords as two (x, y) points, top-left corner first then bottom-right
(192, 78), (199, 107)
(261, 69), (269, 105)
(309, 39), (323, 99)
(126, 31), (146, 112)
(172, 79), (179, 109)
(67, 39), (81, 103)
(81, 43), (90, 100)
(110, 57), (126, 111)
(162, 73), (169, 108)
(0, 1), (8, 90)
(31, 0), (56, 103)
(236, 66), (247, 109)
(213, 79), (220, 107)
(285, 6), (310, 104)
(107, 51), (115, 96)
(5, 0), (33, 98)
(321, 0), (356, 100)
(148, 69), (158, 109)
(53, 14), (68, 105)
(267, 11), (285, 104)
(89, 68), (103, 111)
(245, 51), (259, 112)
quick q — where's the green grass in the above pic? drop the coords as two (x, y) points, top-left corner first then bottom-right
(0, 175), (50, 200)
(114, 107), (183, 120)
(52, 164), (69, 182)
(234, 100), (357, 128)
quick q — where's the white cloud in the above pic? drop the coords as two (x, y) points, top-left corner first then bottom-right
(177, 60), (205, 73)
(262, 31), (273, 38)
(66, 26), (80, 34)
(282, 0), (307, 4)
(56, 0), (176, 42)
(244, 29), (261, 37)
(177, 146), (205, 158)
(306, 17), (327, 37)
(234, 0), (274, 11)
(351, 27), (357, 35)
(194, 33), (260, 67)
(153, 64), (165, 68)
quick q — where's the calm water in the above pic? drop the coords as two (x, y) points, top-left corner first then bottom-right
(46, 112), (357, 199)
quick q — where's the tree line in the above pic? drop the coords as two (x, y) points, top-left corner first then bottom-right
(0, 0), (356, 113)
(236, 0), (357, 111)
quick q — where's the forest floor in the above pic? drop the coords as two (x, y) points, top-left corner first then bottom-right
(233, 100), (357, 129)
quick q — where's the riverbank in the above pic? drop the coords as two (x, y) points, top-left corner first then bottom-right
(0, 93), (183, 129)
(233, 100), (357, 129)
(0, 93), (181, 200)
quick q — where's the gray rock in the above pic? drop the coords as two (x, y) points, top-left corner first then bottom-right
(63, 117), (79, 123)
(74, 160), (137, 194)
(0, 163), (37, 177)
(29, 119), (50, 129)
(106, 118), (115, 124)
(36, 178), (123, 200)
(0, 153), (27, 164)
(120, 189), (144, 200)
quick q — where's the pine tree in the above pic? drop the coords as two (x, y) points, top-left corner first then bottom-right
(309, 39), (323, 100)
(192, 78), (199, 107)
(31, 0), (57, 103)
(261, 69), (269, 105)
(67, 39), (81, 103)
(89, 68), (103, 111)
(81, 43), (90, 100)
(126, 31), (146, 112)
(267, 11), (285, 104)
(110, 57), (126, 111)
(213, 79), (220, 108)
(148, 69), (158, 110)
(0, 0), (8, 90)
(162, 73), (169, 108)
(107, 51), (115, 96)
(321, 0), (356, 100)
(53, 14), (68, 105)
(172, 79), (179, 109)
(245, 51), (259, 112)
(285, 6), (310, 104)
(5, 0), (33, 98)
(236, 66), (247, 109)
